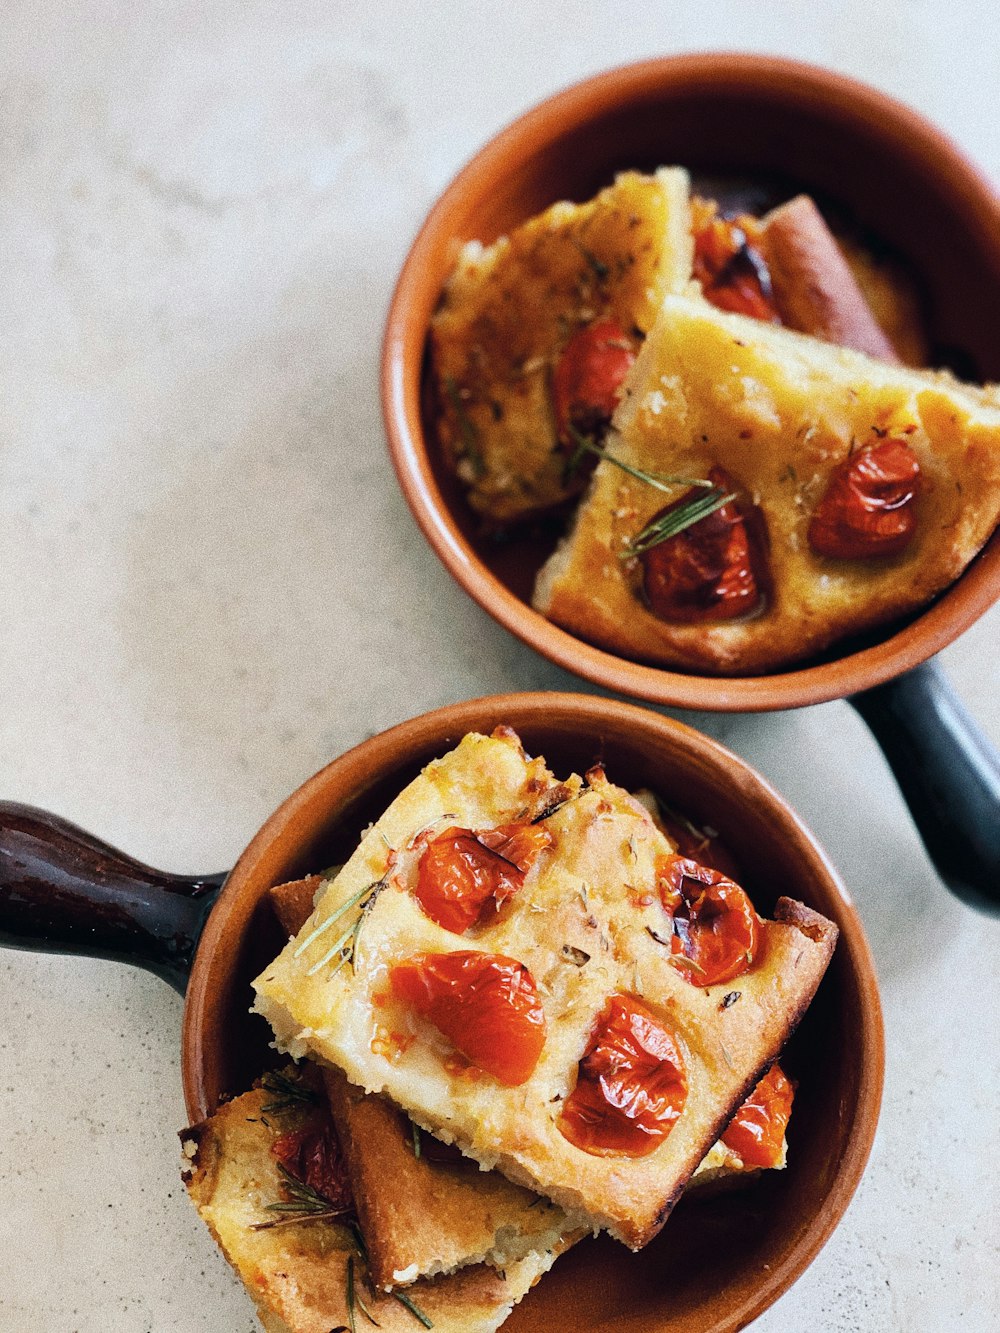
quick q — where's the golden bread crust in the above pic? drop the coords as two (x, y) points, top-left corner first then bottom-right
(254, 732), (837, 1248)
(534, 295), (1000, 673)
(181, 1076), (562, 1333)
(430, 168), (693, 523)
(323, 1069), (569, 1290)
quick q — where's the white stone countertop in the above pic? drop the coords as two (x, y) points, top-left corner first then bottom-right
(2, 2), (998, 1330)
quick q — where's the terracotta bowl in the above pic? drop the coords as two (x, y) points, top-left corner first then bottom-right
(0, 693), (883, 1331)
(382, 52), (1000, 712)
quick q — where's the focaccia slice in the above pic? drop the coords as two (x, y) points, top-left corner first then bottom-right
(254, 730), (836, 1248)
(269, 876), (573, 1290)
(181, 1073), (563, 1333)
(268, 876), (790, 1288)
(534, 294), (1000, 673)
(430, 168), (693, 523)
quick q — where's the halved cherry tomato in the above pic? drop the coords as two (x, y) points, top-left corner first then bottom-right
(642, 466), (767, 623)
(414, 822), (552, 933)
(271, 1120), (352, 1212)
(808, 437), (920, 559)
(656, 856), (759, 986)
(720, 1063), (795, 1168)
(693, 215), (780, 323)
(559, 993), (688, 1156)
(552, 320), (636, 444)
(389, 950), (546, 1086)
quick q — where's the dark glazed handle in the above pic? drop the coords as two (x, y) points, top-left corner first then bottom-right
(850, 659), (1000, 915)
(0, 803), (226, 993)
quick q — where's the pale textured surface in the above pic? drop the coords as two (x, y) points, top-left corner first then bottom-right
(0, 2), (998, 1330)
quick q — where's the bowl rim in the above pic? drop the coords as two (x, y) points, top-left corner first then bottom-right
(182, 690), (885, 1331)
(381, 51), (1000, 712)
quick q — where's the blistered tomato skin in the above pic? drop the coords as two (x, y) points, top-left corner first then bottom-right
(642, 467), (766, 623)
(808, 438), (921, 560)
(693, 217), (780, 323)
(721, 1063), (795, 1168)
(657, 856), (760, 987)
(552, 320), (636, 445)
(389, 950), (546, 1086)
(413, 823), (551, 933)
(271, 1121), (352, 1212)
(559, 994), (688, 1157)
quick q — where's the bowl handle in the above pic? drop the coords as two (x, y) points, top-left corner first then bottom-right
(0, 803), (226, 993)
(850, 659), (1000, 915)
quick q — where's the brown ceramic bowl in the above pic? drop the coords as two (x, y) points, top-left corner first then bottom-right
(0, 694), (880, 1332)
(382, 52), (1000, 713)
(193, 695), (883, 1330)
(1, 695), (882, 1330)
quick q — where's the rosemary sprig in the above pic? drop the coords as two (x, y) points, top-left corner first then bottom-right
(625, 485), (735, 557)
(354, 1279), (381, 1327)
(444, 376), (485, 479)
(349, 1224), (432, 1328)
(259, 1070), (321, 1115)
(392, 1290), (434, 1329)
(347, 1255), (359, 1333)
(564, 426), (734, 557)
(294, 883), (377, 959)
(295, 879), (386, 978)
(566, 425), (715, 495)
(251, 1164), (350, 1230)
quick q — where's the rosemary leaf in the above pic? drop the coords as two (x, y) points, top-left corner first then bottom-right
(355, 1284), (381, 1327)
(259, 1070), (321, 1115)
(294, 883), (378, 959)
(392, 1289), (434, 1329)
(350, 880), (387, 974)
(567, 426), (714, 496)
(347, 1255), (358, 1333)
(625, 486), (735, 557)
(411, 1122), (422, 1159)
(307, 917), (362, 978)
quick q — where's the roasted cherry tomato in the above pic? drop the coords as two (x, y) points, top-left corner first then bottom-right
(642, 467), (766, 623)
(414, 822), (552, 933)
(552, 320), (636, 444)
(808, 438), (920, 559)
(389, 950), (546, 1086)
(656, 856), (759, 986)
(271, 1120), (352, 1212)
(693, 215), (779, 323)
(721, 1063), (795, 1169)
(559, 993), (688, 1156)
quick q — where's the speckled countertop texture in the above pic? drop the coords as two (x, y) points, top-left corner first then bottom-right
(2, 2), (999, 1330)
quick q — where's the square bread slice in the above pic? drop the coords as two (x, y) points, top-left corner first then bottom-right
(181, 1073), (564, 1333)
(430, 167), (693, 523)
(269, 876), (575, 1290)
(534, 293), (1000, 674)
(268, 878), (780, 1290)
(254, 729), (836, 1249)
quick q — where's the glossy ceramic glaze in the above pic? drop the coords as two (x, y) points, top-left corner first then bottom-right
(382, 53), (1000, 711)
(182, 693), (884, 1333)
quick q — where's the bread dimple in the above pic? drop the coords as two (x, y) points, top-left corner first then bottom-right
(254, 731), (837, 1249)
(534, 294), (1000, 674)
(430, 168), (694, 523)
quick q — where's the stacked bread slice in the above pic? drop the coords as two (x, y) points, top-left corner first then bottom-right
(174, 728), (840, 1330)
